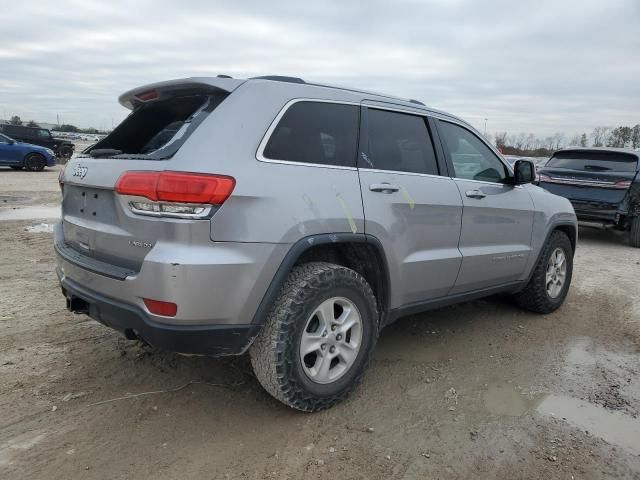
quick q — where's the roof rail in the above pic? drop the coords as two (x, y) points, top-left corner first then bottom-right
(250, 75), (306, 84)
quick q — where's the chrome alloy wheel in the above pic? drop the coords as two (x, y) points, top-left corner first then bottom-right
(546, 247), (567, 299)
(299, 297), (363, 384)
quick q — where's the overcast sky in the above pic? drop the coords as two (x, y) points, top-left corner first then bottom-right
(1, 0), (638, 137)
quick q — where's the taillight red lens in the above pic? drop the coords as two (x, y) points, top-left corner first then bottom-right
(157, 171), (235, 204)
(143, 298), (177, 317)
(538, 173), (551, 182)
(613, 180), (632, 189)
(115, 171), (160, 200)
(115, 171), (235, 204)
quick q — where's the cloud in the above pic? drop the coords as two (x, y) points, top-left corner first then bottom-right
(0, 0), (638, 136)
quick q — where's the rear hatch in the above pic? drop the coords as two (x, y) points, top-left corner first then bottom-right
(58, 78), (242, 274)
(539, 150), (638, 218)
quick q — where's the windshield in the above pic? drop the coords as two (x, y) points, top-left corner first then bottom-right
(547, 151), (638, 173)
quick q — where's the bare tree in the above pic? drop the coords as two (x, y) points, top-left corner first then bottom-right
(494, 132), (508, 150)
(525, 133), (535, 151)
(544, 136), (555, 150)
(568, 134), (581, 146)
(553, 132), (565, 150)
(591, 126), (611, 147)
(632, 124), (640, 149)
(513, 133), (527, 150)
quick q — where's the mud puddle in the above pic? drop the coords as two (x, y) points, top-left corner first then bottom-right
(537, 394), (640, 455)
(0, 205), (60, 221)
(484, 336), (640, 456)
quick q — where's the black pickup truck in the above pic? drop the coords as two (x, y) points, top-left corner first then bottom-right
(538, 148), (640, 247)
(0, 124), (74, 159)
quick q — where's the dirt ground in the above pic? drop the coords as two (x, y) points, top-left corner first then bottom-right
(1, 166), (639, 479)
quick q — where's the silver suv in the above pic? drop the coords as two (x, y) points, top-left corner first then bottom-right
(56, 75), (577, 411)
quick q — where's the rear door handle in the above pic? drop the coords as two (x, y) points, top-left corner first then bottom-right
(465, 189), (486, 199)
(370, 183), (400, 193)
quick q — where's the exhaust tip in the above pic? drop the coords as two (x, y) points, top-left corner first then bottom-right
(66, 296), (90, 314)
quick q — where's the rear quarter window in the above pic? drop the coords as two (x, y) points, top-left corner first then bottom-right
(262, 101), (359, 167)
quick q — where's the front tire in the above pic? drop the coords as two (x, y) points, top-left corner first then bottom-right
(24, 153), (46, 172)
(629, 217), (640, 248)
(250, 262), (378, 412)
(514, 231), (573, 314)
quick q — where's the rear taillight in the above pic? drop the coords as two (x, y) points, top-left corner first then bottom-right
(538, 173), (551, 183)
(612, 180), (632, 189)
(115, 171), (235, 219)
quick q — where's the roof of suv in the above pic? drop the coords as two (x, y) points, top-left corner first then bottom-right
(118, 74), (466, 127)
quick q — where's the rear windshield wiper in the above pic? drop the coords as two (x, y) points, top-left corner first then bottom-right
(583, 164), (611, 171)
(89, 148), (123, 158)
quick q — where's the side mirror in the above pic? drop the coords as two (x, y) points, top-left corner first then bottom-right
(513, 159), (535, 185)
(8, 139), (15, 145)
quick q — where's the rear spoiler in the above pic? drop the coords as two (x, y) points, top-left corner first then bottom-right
(118, 77), (245, 110)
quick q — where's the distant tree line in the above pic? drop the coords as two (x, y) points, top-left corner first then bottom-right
(6, 115), (106, 134)
(494, 124), (640, 157)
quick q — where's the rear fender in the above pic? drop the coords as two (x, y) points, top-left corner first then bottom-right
(250, 233), (390, 327)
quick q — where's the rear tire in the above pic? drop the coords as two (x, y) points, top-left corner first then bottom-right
(24, 153), (46, 172)
(514, 231), (573, 314)
(250, 262), (378, 412)
(629, 217), (640, 248)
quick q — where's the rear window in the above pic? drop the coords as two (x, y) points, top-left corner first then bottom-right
(88, 93), (227, 159)
(547, 151), (638, 173)
(263, 101), (359, 167)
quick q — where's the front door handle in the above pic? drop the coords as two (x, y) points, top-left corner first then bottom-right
(370, 183), (400, 193)
(465, 189), (486, 199)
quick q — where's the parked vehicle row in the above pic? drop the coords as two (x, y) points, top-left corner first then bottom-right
(52, 131), (104, 142)
(0, 132), (56, 171)
(56, 75), (577, 411)
(0, 124), (74, 159)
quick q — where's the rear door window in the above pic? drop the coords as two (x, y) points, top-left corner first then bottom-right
(547, 151), (638, 173)
(263, 101), (359, 167)
(438, 120), (508, 183)
(364, 108), (439, 175)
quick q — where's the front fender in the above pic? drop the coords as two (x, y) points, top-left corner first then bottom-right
(522, 184), (577, 281)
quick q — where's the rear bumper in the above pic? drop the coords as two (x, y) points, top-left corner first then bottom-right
(59, 274), (261, 355)
(539, 182), (630, 225)
(53, 222), (286, 327)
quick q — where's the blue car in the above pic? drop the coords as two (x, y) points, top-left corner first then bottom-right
(0, 132), (56, 171)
